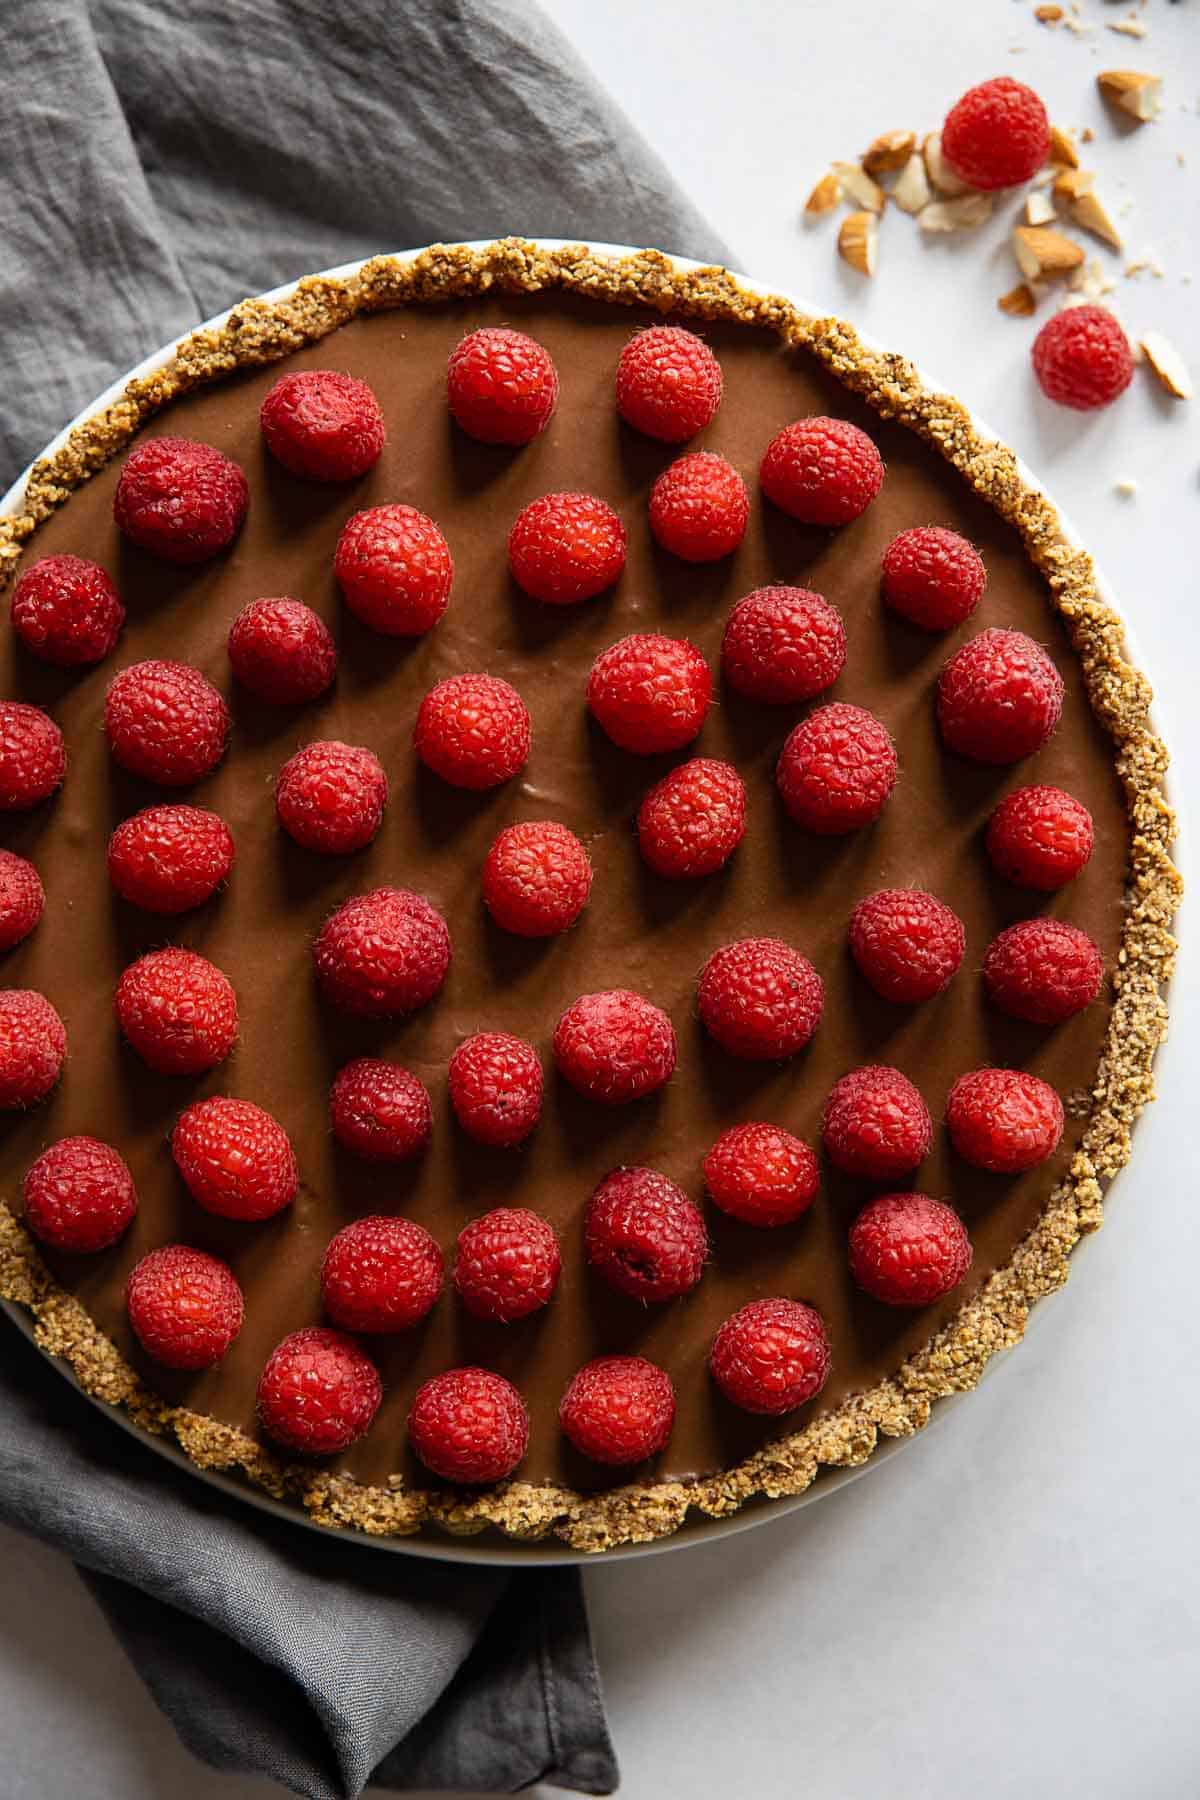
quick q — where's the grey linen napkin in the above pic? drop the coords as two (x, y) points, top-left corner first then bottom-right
(0, 1), (733, 1794)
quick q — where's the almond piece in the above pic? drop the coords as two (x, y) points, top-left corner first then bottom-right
(838, 211), (878, 276)
(919, 193), (993, 233)
(1026, 192), (1057, 226)
(891, 153), (931, 214)
(1097, 69), (1163, 123)
(998, 283), (1038, 317)
(832, 161), (885, 213)
(1035, 4), (1063, 21)
(1012, 226), (1086, 282)
(1108, 16), (1148, 38)
(922, 131), (971, 197)
(862, 130), (917, 176)
(1048, 124), (1080, 169)
(1053, 170), (1123, 250)
(805, 171), (842, 215)
(1140, 332), (1193, 400)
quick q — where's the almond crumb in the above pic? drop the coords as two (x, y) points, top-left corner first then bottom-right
(1108, 16), (1148, 37)
(1081, 127), (1095, 143)
(838, 211), (878, 277)
(998, 283), (1038, 317)
(1114, 479), (1139, 498)
(1035, 3), (1063, 20)
(805, 171), (842, 216)
(1140, 332), (1192, 399)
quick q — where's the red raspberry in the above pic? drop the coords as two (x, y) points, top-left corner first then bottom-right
(587, 632), (712, 754)
(508, 492), (627, 605)
(334, 504), (453, 638)
(822, 1066), (932, 1180)
(409, 1367), (529, 1483)
(982, 918), (1103, 1025)
(559, 1356), (676, 1464)
(776, 702), (897, 835)
(447, 1033), (544, 1147)
(849, 1192), (972, 1307)
(115, 948), (237, 1075)
(848, 888), (966, 1005)
(709, 1296), (831, 1415)
(275, 740), (387, 855)
(637, 757), (745, 880)
(447, 327), (558, 445)
(721, 586), (846, 704)
(414, 673), (530, 790)
(320, 1215), (444, 1333)
(126, 1245), (243, 1369)
(703, 1122), (820, 1228)
(1032, 306), (1135, 411)
(113, 435), (248, 564)
(23, 1136), (136, 1251)
(986, 785), (1094, 891)
(329, 1058), (432, 1162)
(585, 1167), (707, 1302)
(615, 325), (722, 443)
(172, 1095), (297, 1221)
(107, 805), (234, 914)
(946, 1067), (1064, 1173)
(0, 702), (66, 811)
(453, 1207), (560, 1321)
(313, 887), (451, 1018)
(227, 597), (336, 705)
(942, 77), (1050, 191)
(259, 369), (385, 481)
(698, 938), (823, 1061)
(11, 554), (124, 666)
(648, 451), (749, 562)
(937, 629), (1064, 765)
(258, 1326), (381, 1455)
(105, 660), (229, 787)
(553, 989), (677, 1104)
(481, 820), (592, 937)
(881, 527), (986, 632)
(0, 990), (66, 1109)
(0, 850), (44, 950)
(760, 417), (883, 527)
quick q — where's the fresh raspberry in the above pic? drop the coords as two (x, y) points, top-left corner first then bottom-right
(320, 1215), (444, 1333)
(760, 417), (883, 527)
(637, 758), (746, 880)
(822, 1066), (932, 1180)
(615, 325), (722, 443)
(986, 785), (1094, 891)
(259, 369), (385, 481)
(104, 660), (229, 787)
(453, 1207), (561, 1320)
(709, 1297), (831, 1415)
(937, 629), (1064, 764)
(698, 938), (823, 1061)
(553, 989), (677, 1104)
(848, 1192), (972, 1307)
(107, 805), (235, 914)
(720, 586), (846, 704)
(11, 554), (125, 666)
(313, 887), (451, 1018)
(559, 1356), (676, 1464)
(508, 492), (627, 605)
(115, 948), (237, 1075)
(258, 1326), (381, 1455)
(329, 1058), (433, 1162)
(0, 702), (66, 811)
(414, 673), (530, 789)
(334, 504), (453, 638)
(1032, 306), (1135, 411)
(126, 1245), (243, 1369)
(848, 888), (966, 1004)
(776, 702), (897, 835)
(0, 990), (66, 1109)
(982, 918), (1104, 1025)
(942, 76), (1050, 191)
(0, 850), (44, 949)
(587, 632), (712, 754)
(409, 1367), (530, 1483)
(447, 1033), (544, 1147)
(275, 740), (387, 855)
(227, 597), (336, 705)
(447, 326), (559, 446)
(22, 1136), (136, 1251)
(172, 1095), (297, 1221)
(113, 435), (248, 564)
(648, 451), (749, 562)
(481, 821), (593, 936)
(946, 1067), (1065, 1173)
(585, 1167), (707, 1302)
(881, 527), (986, 632)
(703, 1122), (820, 1228)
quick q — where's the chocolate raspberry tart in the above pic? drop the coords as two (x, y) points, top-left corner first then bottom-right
(0, 241), (1179, 1552)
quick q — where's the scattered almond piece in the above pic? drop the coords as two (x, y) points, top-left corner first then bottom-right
(1097, 69), (1162, 123)
(922, 132), (971, 196)
(1013, 226), (1086, 282)
(1053, 169), (1123, 249)
(998, 283), (1038, 317)
(1035, 3), (1063, 21)
(1114, 479), (1139, 498)
(919, 193), (993, 233)
(1048, 124), (1080, 169)
(838, 210), (878, 276)
(805, 171), (842, 216)
(1026, 192), (1057, 227)
(832, 161), (885, 213)
(863, 131), (916, 176)
(1062, 14), (1091, 35)
(891, 153), (931, 215)
(1081, 127), (1095, 144)
(1030, 164), (1062, 191)
(1069, 258), (1119, 302)
(1108, 16), (1148, 37)
(1140, 332), (1192, 399)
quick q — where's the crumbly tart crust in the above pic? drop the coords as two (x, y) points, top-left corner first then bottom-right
(0, 240), (1180, 1553)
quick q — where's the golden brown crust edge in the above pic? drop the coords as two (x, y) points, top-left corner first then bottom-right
(0, 239), (1181, 1554)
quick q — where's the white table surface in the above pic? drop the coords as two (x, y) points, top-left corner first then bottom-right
(3, 3), (1198, 1796)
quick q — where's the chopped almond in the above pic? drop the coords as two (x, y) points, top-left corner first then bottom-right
(919, 194), (993, 233)
(832, 161), (885, 214)
(1108, 16), (1148, 38)
(998, 283), (1038, 317)
(1035, 4), (1063, 21)
(1097, 69), (1162, 123)
(805, 172), (841, 216)
(1053, 169), (1123, 250)
(863, 131), (916, 176)
(1013, 226), (1086, 282)
(1048, 124), (1080, 169)
(1025, 192), (1057, 227)
(838, 211), (878, 276)
(1140, 333), (1192, 400)
(922, 132), (970, 196)
(891, 154), (931, 214)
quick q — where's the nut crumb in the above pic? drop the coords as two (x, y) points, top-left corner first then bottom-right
(1114, 478), (1139, 498)
(1108, 16), (1148, 37)
(1035, 3), (1064, 20)
(998, 283), (1038, 316)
